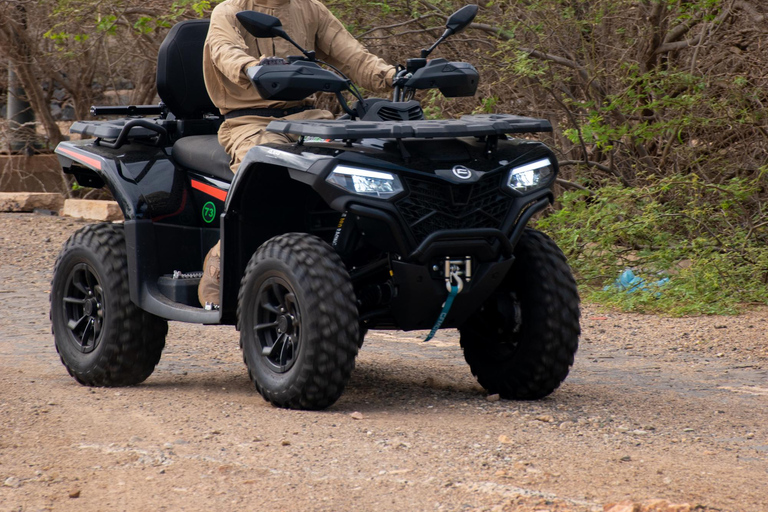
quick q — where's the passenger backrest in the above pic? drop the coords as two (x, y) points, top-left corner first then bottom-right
(156, 19), (218, 119)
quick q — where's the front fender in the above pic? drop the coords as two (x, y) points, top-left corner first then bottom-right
(219, 145), (335, 324)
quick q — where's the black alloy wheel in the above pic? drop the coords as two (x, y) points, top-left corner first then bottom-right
(459, 228), (580, 400)
(51, 223), (167, 387)
(238, 233), (359, 410)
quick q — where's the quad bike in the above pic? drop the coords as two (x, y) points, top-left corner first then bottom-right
(50, 5), (580, 410)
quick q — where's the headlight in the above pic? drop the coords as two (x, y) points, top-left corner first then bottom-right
(505, 158), (554, 193)
(326, 165), (404, 199)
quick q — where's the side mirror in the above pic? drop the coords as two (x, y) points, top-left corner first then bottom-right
(421, 5), (479, 58)
(445, 5), (478, 35)
(236, 11), (316, 61)
(236, 11), (287, 39)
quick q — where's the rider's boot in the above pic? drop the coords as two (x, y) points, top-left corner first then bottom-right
(198, 241), (221, 309)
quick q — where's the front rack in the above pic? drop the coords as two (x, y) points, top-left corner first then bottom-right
(266, 114), (552, 140)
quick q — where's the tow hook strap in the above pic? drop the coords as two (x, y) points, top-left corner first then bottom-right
(424, 273), (463, 342)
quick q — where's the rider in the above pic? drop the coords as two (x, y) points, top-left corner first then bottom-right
(199, 0), (397, 307)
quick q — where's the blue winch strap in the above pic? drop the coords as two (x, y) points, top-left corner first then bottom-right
(424, 284), (460, 342)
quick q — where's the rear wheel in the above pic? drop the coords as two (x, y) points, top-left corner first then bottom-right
(50, 223), (167, 386)
(459, 228), (580, 399)
(238, 233), (359, 410)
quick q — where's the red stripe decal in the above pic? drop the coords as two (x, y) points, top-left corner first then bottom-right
(191, 180), (227, 202)
(57, 147), (103, 170)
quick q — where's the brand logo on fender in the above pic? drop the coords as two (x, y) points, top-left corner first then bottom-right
(452, 166), (473, 180)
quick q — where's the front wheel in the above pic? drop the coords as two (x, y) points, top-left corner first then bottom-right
(459, 229), (580, 399)
(238, 233), (359, 410)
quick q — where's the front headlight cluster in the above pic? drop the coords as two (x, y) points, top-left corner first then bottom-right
(505, 158), (554, 193)
(326, 165), (404, 199)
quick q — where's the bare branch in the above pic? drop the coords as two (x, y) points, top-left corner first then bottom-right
(733, 0), (765, 23)
(555, 178), (594, 195)
(361, 26), (443, 41)
(356, 14), (441, 39)
(559, 160), (630, 187)
(664, 16), (704, 44)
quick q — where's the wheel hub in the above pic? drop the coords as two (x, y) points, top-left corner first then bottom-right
(277, 314), (293, 334)
(83, 297), (98, 316)
(63, 263), (104, 354)
(253, 277), (301, 373)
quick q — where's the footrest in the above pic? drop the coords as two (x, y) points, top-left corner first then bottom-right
(158, 272), (202, 307)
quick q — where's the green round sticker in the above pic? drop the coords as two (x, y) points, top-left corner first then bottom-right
(202, 201), (216, 223)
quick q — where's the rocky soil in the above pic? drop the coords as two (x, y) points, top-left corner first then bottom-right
(1, 212), (766, 512)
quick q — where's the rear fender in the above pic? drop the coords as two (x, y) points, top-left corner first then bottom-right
(55, 141), (189, 221)
(56, 142), (140, 219)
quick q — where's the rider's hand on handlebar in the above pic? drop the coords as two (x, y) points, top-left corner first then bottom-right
(392, 69), (413, 87)
(259, 56), (289, 66)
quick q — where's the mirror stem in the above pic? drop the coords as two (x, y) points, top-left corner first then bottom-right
(278, 30), (316, 61)
(420, 29), (453, 59)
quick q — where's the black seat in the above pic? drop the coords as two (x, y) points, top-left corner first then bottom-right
(157, 20), (231, 180)
(157, 19), (219, 119)
(172, 135), (233, 182)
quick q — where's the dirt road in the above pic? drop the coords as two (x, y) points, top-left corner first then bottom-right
(1, 212), (766, 512)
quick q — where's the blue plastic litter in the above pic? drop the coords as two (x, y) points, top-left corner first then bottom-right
(605, 269), (669, 296)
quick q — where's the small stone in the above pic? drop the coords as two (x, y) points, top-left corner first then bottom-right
(486, 394), (500, 402)
(746, 433), (755, 439)
(69, 489), (81, 499)
(0, 192), (64, 213)
(350, 411), (364, 420)
(535, 415), (555, 423)
(498, 434), (514, 444)
(3, 477), (20, 488)
(62, 199), (123, 221)
(603, 501), (635, 512)
(630, 429), (648, 436)
(619, 455), (632, 462)
(281, 440), (291, 446)
(683, 428), (695, 432)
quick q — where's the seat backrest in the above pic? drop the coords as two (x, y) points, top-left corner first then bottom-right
(156, 19), (218, 119)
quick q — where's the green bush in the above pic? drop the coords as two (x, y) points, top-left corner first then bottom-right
(537, 171), (768, 315)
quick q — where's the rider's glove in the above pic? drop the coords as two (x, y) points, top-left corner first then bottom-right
(259, 56), (288, 66)
(391, 69), (413, 87)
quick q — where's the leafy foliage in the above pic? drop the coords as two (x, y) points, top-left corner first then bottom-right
(537, 171), (768, 314)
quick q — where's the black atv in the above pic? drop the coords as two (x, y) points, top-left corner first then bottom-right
(50, 5), (580, 410)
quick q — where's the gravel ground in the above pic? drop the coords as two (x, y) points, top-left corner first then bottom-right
(1, 212), (766, 512)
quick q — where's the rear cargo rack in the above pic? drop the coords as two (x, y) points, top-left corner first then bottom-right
(70, 118), (169, 149)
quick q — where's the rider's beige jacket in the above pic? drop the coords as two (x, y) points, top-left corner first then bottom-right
(203, 0), (396, 114)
